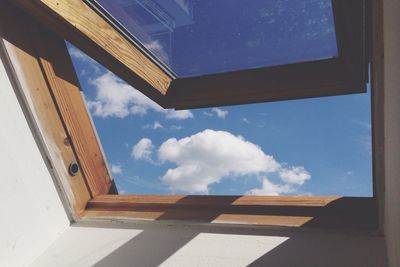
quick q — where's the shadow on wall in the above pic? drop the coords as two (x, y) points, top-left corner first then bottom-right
(84, 197), (384, 267)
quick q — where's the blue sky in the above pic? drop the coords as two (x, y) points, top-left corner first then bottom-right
(96, 0), (337, 77)
(67, 43), (372, 197)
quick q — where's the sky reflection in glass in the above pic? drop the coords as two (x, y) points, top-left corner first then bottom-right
(94, 0), (338, 77)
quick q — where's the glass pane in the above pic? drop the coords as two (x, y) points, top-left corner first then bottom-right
(93, 0), (338, 77)
(67, 43), (372, 197)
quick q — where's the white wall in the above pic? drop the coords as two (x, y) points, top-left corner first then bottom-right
(32, 223), (386, 267)
(383, 0), (400, 266)
(0, 54), (70, 266)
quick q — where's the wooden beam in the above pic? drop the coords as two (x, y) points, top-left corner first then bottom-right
(88, 195), (340, 208)
(0, 1), (91, 216)
(84, 195), (378, 230)
(28, 23), (113, 196)
(165, 59), (365, 109)
(10, 0), (172, 96)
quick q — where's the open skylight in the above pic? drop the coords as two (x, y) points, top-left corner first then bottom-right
(2, 0), (377, 229)
(88, 0), (338, 77)
(68, 43), (372, 196)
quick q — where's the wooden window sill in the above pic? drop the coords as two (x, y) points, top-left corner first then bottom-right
(82, 195), (378, 231)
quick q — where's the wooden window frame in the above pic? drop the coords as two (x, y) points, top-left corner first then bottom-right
(10, 0), (368, 109)
(0, 0), (382, 231)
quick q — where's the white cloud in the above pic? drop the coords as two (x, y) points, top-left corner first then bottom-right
(242, 118), (250, 124)
(153, 121), (163, 129)
(170, 125), (183, 131)
(67, 45), (100, 73)
(212, 108), (228, 119)
(110, 163), (123, 174)
(132, 138), (154, 162)
(246, 178), (295, 196)
(68, 45), (92, 62)
(353, 120), (372, 131)
(144, 40), (163, 51)
(257, 121), (267, 128)
(68, 46), (192, 120)
(87, 72), (159, 118)
(86, 72), (193, 120)
(143, 121), (163, 130)
(165, 109), (193, 120)
(247, 166), (311, 196)
(132, 130), (311, 195)
(278, 166), (311, 185)
(144, 40), (169, 64)
(158, 129), (281, 194)
(202, 108), (228, 119)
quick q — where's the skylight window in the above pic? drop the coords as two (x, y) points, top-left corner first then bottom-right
(68, 43), (372, 197)
(4, 0), (376, 227)
(89, 0), (338, 77)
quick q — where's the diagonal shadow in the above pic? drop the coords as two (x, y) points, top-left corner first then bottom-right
(92, 195), (241, 267)
(89, 196), (377, 267)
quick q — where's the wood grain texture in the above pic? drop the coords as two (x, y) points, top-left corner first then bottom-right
(28, 20), (112, 197)
(41, 0), (171, 94)
(0, 1), (91, 216)
(89, 195), (340, 207)
(84, 195), (378, 230)
(11, 0), (172, 95)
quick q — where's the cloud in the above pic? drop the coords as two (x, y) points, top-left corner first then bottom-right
(242, 118), (250, 124)
(132, 138), (154, 162)
(246, 166), (311, 196)
(246, 178), (295, 196)
(257, 121), (267, 128)
(153, 121), (163, 129)
(110, 163), (123, 174)
(67, 45), (101, 73)
(143, 121), (163, 130)
(68, 45), (192, 120)
(132, 130), (311, 195)
(352, 120), (372, 156)
(170, 125), (183, 131)
(87, 72), (159, 118)
(165, 109), (193, 120)
(157, 129), (281, 194)
(212, 108), (228, 119)
(144, 40), (169, 64)
(68, 45), (93, 62)
(86, 72), (193, 120)
(203, 108), (228, 119)
(353, 120), (372, 131)
(278, 166), (311, 185)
